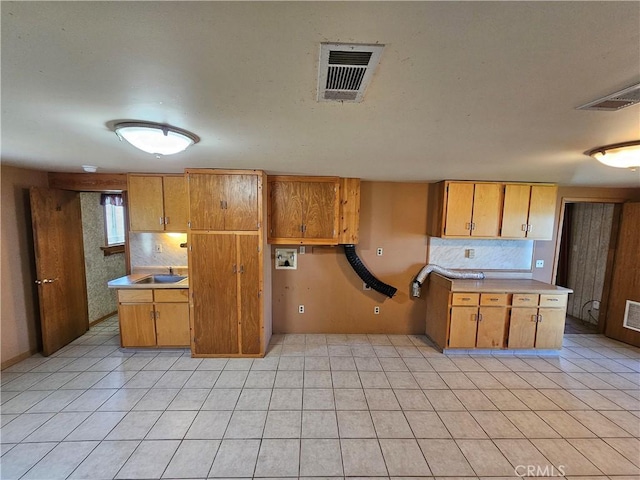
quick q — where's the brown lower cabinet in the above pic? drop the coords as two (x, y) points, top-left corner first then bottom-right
(118, 288), (190, 347)
(189, 233), (263, 356)
(425, 274), (571, 350)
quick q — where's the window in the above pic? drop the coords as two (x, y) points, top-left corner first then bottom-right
(101, 194), (125, 255)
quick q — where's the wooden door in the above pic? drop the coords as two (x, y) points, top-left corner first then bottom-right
(128, 175), (164, 231)
(225, 175), (258, 231)
(30, 187), (89, 356)
(155, 303), (190, 346)
(303, 182), (338, 240)
(501, 184), (531, 238)
(471, 183), (502, 237)
(162, 176), (188, 231)
(448, 306), (478, 348)
(191, 234), (239, 354)
(604, 203), (640, 346)
(535, 308), (565, 349)
(508, 307), (538, 348)
(527, 185), (557, 239)
(239, 235), (261, 354)
(188, 173), (226, 230)
(476, 307), (508, 348)
(444, 182), (474, 236)
(119, 304), (156, 347)
(270, 180), (304, 238)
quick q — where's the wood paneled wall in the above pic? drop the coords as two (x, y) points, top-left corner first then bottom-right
(565, 203), (614, 322)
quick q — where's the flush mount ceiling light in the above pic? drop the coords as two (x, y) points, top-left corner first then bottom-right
(586, 140), (640, 169)
(113, 121), (199, 155)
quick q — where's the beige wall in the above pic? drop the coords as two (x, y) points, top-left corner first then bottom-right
(532, 186), (640, 284)
(1, 165), (49, 366)
(272, 181), (429, 334)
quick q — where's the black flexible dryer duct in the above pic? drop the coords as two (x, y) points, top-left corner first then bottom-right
(343, 244), (397, 298)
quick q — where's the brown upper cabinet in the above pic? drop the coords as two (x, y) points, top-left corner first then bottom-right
(187, 171), (259, 231)
(128, 174), (188, 232)
(428, 181), (502, 238)
(428, 180), (557, 240)
(268, 176), (341, 245)
(501, 184), (557, 240)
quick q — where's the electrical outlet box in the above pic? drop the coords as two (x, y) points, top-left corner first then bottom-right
(376, 248), (383, 256)
(535, 260), (544, 268)
(363, 283), (371, 291)
(374, 306), (380, 314)
(155, 244), (163, 253)
(298, 305), (304, 314)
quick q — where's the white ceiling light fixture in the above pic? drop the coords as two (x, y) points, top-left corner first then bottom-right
(587, 140), (640, 169)
(113, 121), (200, 155)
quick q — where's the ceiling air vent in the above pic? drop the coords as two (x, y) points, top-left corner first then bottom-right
(318, 43), (384, 103)
(577, 83), (640, 111)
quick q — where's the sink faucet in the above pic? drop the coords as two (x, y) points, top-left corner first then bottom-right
(169, 266), (174, 275)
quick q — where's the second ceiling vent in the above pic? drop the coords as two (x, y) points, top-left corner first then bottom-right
(317, 43), (384, 103)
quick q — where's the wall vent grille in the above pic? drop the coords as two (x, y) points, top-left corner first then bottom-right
(577, 83), (640, 111)
(318, 43), (384, 103)
(623, 300), (640, 332)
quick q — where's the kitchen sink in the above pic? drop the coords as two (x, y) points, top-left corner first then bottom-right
(135, 274), (187, 284)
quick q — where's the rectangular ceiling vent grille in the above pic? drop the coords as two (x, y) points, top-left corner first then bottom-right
(318, 43), (384, 103)
(577, 83), (640, 111)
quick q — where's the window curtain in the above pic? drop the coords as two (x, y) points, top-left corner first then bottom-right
(100, 193), (124, 206)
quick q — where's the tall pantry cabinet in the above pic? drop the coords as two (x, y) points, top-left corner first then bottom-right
(186, 169), (271, 357)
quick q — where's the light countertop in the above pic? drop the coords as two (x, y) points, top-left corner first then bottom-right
(108, 273), (189, 289)
(430, 273), (572, 294)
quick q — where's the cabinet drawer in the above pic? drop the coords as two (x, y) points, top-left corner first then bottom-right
(154, 289), (189, 303)
(539, 294), (567, 308)
(118, 289), (153, 303)
(480, 293), (509, 306)
(512, 294), (539, 306)
(451, 293), (479, 306)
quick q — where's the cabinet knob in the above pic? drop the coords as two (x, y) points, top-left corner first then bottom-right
(159, 217), (164, 225)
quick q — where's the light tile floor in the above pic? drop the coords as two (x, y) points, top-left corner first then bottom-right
(1, 316), (639, 479)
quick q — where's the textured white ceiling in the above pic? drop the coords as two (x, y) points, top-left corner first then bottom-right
(2, 1), (639, 186)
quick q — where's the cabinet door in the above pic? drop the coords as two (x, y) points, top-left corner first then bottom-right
(535, 308), (565, 349)
(501, 184), (531, 238)
(527, 185), (557, 240)
(188, 173), (226, 230)
(163, 176), (188, 231)
(270, 181), (304, 238)
(239, 235), (261, 354)
(128, 176), (165, 231)
(155, 303), (190, 347)
(471, 183), (502, 237)
(119, 303), (156, 347)
(476, 307), (508, 348)
(448, 306), (478, 348)
(444, 183), (474, 236)
(225, 175), (258, 231)
(508, 307), (538, 348)
(191, 234), (239, 354)
(303, 182), (338, 240)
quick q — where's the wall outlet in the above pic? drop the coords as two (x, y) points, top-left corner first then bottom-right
(363, 283), (372, 291)
(376, 247), (383, 256)
(535, 260), (544, 268)
(298, 305), (304, 314)
(155, 243), (163, 253)
(374, 306), (380, 314)
(465, 249), (475, 259)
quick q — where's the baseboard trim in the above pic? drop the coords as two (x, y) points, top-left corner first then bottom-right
(1, 348), (40, 370)
(89, 311), (117, 327)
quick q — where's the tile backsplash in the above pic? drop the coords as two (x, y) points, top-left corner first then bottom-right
(427, 237), (534, 273)
(129, 232), (187, 269)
